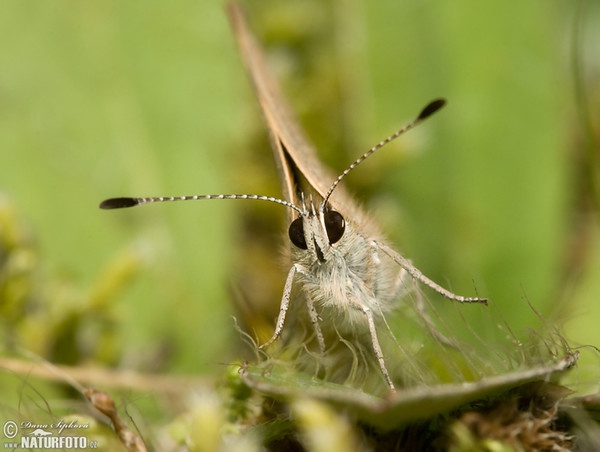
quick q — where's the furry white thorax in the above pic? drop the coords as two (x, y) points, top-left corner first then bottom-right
(291, 199), (400, 332)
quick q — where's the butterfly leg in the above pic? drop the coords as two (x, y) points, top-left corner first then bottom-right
(305, 293), (327, 353)
(390, 265), (413, 300)
(361, 304), (395, 391)
(411, 279), (461, 348)
(259, 264), (297, 349)
(376, 242), (487, 304)
(383, 260), (456, 347)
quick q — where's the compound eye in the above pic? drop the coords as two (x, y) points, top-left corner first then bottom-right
(288, 217), (307, 249)
(324, 211), (345, 244)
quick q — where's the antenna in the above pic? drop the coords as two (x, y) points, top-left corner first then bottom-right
(101, 99), (446, 217)
(99, 194), (303, 214)
(321, 98), (446, 209)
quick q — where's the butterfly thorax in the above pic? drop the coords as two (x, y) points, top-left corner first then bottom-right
(290, 206), (398, 329)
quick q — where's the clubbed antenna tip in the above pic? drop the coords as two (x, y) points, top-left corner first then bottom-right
(418, 98), (446, 121)
(99, 197), (139, 209)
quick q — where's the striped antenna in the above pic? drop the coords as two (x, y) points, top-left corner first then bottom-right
(100, 194), (303, 214)
(321, 98), (446, 209)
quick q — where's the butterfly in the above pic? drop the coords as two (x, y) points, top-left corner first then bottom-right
(101, 3), (486, 391)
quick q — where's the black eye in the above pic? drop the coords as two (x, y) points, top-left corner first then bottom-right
(324, 211), (345, 244)
(288, 217), (307, 249)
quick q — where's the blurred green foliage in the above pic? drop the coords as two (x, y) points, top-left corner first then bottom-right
(0, 0), (598, 448)
(0, 1), (242, 374)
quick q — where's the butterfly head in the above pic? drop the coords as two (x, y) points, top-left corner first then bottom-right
(287, 195), (346, 263)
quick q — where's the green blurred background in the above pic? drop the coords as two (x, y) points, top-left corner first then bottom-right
(0, 0), (598, 396)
